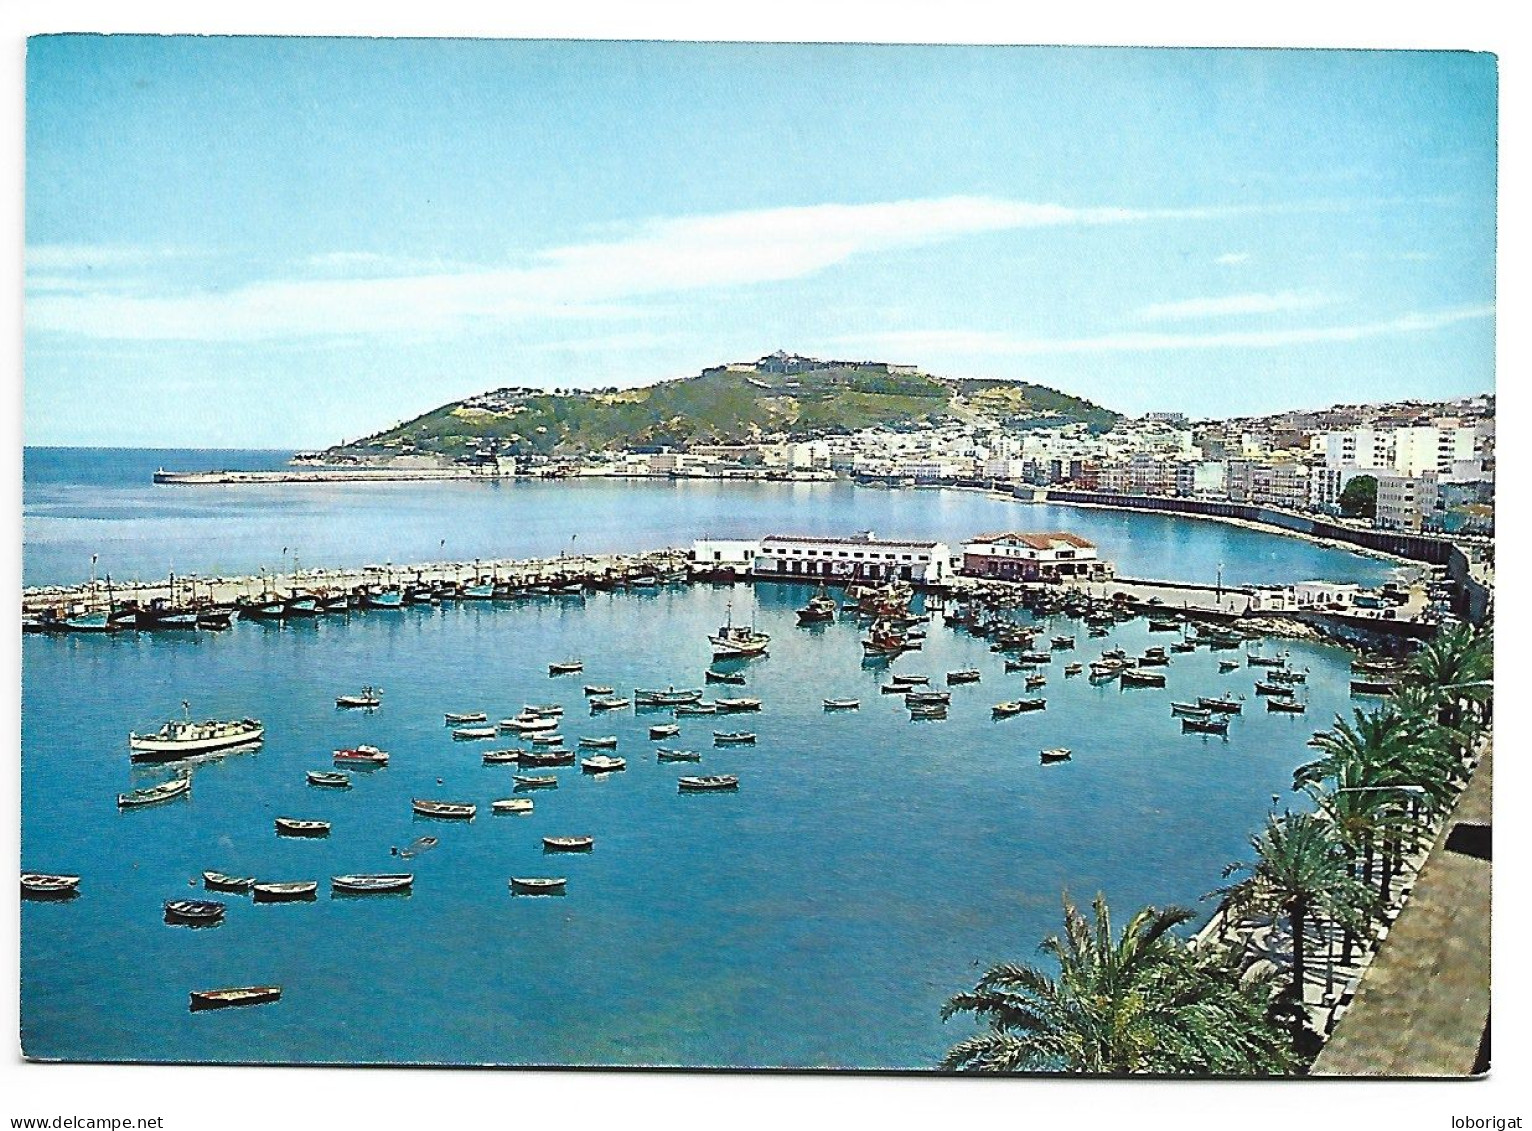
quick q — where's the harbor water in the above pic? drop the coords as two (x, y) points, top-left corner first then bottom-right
(21, 448), (1374, 1068)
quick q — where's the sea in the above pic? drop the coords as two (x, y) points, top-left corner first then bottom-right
(20, 448), (1393, 1068)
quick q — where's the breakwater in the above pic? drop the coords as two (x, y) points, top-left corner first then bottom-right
(153, 466), (512, 485)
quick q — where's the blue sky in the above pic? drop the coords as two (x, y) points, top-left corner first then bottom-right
(24, 38), (1496, 447)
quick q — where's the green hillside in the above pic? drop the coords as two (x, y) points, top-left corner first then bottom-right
(323, 355), (1119, 460)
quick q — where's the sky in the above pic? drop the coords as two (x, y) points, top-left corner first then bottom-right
(23, 37), (1497, 448)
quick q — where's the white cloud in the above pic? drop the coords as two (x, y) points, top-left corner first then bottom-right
(25, 196), (1234, 342)
(834, 305), (1494, 358)
(1214, 252), (1250, 265)
(1135, 290), (1334, 322)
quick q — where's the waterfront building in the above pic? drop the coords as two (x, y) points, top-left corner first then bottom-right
(753, 532), (951, 584)
(689, 539), (763, 570)
(1225, 458), (1313, 510)
(1375, 471), (1440, 533)
(1248, 580), (1362, 613)
(959, 532), (1110, 583)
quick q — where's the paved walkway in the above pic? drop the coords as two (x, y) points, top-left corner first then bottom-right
(1310, 744), (1492, 1076)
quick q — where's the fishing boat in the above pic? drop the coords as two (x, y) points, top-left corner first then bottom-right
(704, 669), (747, 685)
(1182, 717), (1230, 735)
(649, 723), (682, 739)
(1040, 747), (1072, 763)
(1246, 653), (1287, 668)
(1050, 635), (1075, 650)
(656, 747), (701, 762)
(129, 708), (264, 761)
(528, 732), (566, 746)
(679, 775), (739, 792)
(332, 873), (413, 893)
(1350, 679), (1396, 696)
(946, 669), (982, 685)
(822, 698), (860, 710)
(675, 703), (718, 717)
(1118, 670), (1166, 689)
(518, 750), (575, 767)
(1004, 659), (1036, 674)
(21, 873), (80, 898)
(1171, 641), (1197, 654)
(513, 774), (559, 789)
(543, 836), (595, 852)
(1019, 651), (1053, 665)
(890, 674), (929, 686)
(1218, 660), (1241, 673)
(549, 660), (584, 675)
(503, 714), (560, 732)
(589, 696), (631, 712)
(1269, 669), (1307, 684)
(992, 701), (1030, 718)
(634, 687), (704, 706)
(714, 697), (761, 713)
(1012, 698), (1047, 712)
(189, 986), (282, 1011)
(909, 705), (948, 720)
(1025, 674), (1047, 690)
(164, 898), (226, 925)
(709, 603), (771, 660)
(905, 690), (952, 705)
(333, 744), (388, 766)
(583, 684), (616, 696)
(1254, 682), (1294, 697)
(1267, 697), (1308, 714)
(453, 727), (498, 741)
(335, 686), (382, 709)
(361, 585), (404, 609)
(1171, 702), (1211, 718)
(1063, 662), (1083, 676)
(395, 836), (439, 859)
(1137, 652), (1170, 668)
(235, 594), (287, 622)
(577, 736), (619, 749)
(492, 798), (535, 814)
(285, 593), (321, 617)
(1197, 696), (1244, 714)
(412, 799), (476, 820)
(275, 818), (330, 838)
(510, 876), (567, 895)
(713, 732), (756, 745)
(444, 711), (488, 725)
(306, 770), (351, 788)
(880, 683), (907, 695)
(252, 881), (318, 903)
(202, 871), (254, 893)
(581, 755), (626, 773)
(1147, 618), (1180, 632)
(117, 776), (191, 809)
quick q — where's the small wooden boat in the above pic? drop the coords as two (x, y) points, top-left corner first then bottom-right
(589, 697), (632, 714)
(714, 697), (762, 713)
(1267, 698), (1308, 714)
(890, 674), (929, 686)
(510, 876), (567, 895)
(453, 726), (498, 741)
(306, 770), (351, 788)
(518, 750), (575, 767)
(491, 798), (535, 814)
(549, 660), (584, 675)
(21, 873), (80, 897)
(189, 985), (282, 1011)
(1170, 702), (1210, 718)
(679, 775), (739, 792)
(1198, 696), (1244, 714)
(117, 776), (190, 809)
(704, 669), (747, 685)
(1218, 660), (1241, 673)
(946, 669), (982, 685)
(1040, 747), (1072, 763)
(578, 735), (619, 749)
(1147, 618), (1180, 632)
(1254, 682), (1294, 697)
(1063, 663), (1083, 676)
(1270, 669), (1307, 684)
(904, 690), (951, 705)
(880, 684), (907, 695)
(1137, 653), (1170, 667)
(333, 744), (388, 766)
(444, 711), (488, 725)
(165, 898), (226, 925)
(1119, 670), (1166, 689)
(503, 716), (560, 732)
(992, 701), (1028, 718)
(583, 685), (616, 697)
(1246, 653), (1287, 668)
(1350, 679), (1396, 696)
(332, 873), (413, 893)
(335, 686), (382, 709)
(395, 836), (439, 858)
(1171, 641), (1197, 654)
(1050, 635), (1075, 650)
(649, 723), (681, 739)
(412, 799), (476, 819)
(634, 687), (705, 706)
(483, 749), (524, 764)
(581, 755), (626, 773)
(529, 733), (565, 746)
(1019, 652), (1052, 665)
(657, 747), (701, 762)
(822, 698), (860, 710)
(909, 705), (948, 719)
(712, 732), (756, 745)
(513, 774), (559, 788)
(675, 703), (718, 716)
(275, 818), (330, 838)
(252, 881), (318, 903)
(1012, 698), (1047, 712)
(543, 836), (594, 852)
(1182, 717), (1229, 735)
(1025, 674), (1047, 690)
(523, 703), (565, 717)
(202, 871), (254, 893)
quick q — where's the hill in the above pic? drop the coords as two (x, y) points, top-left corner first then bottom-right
(320, 352), (1120, 460)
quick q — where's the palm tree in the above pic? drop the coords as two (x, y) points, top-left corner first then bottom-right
(941, 893), (1291, 1075)
(1404, 622), (1493, 735)
(1210, 812), (1372, 1020)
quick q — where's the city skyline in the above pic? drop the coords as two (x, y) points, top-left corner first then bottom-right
(25, 38), (1496, 448)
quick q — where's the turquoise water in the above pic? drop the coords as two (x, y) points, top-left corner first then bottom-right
(22, 448), (1399, 589)
(21, 582), (1348, 1067)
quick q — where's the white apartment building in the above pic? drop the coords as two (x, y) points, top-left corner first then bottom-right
(754, 532), (951, 584)
(688, 539), (762, 569)
(1375, 471), (1440, 532)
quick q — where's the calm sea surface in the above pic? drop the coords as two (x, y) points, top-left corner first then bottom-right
(21, 449), (1373, 1068)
